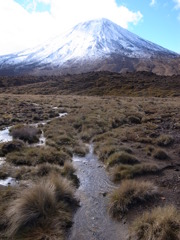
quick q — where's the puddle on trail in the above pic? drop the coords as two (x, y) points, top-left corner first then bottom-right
(0, 157), (6, 166)
(32, 112), (67, 147)
(0, 112), (68, 186)
(68, 144), (128, 240)
(0, 177), (17, 186)
(0, 112), (67, 145)
(0, 128), (12, 143)
(32, 112), (68, 127)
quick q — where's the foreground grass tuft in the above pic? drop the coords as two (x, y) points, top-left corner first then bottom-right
(5, 173), (78, 239)
(109, 180), (158, 218)
(129, 205), (180, 240)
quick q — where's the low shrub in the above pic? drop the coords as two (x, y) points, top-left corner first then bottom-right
(98, 145), (117, 162)
(153, 148), (169, 160)
(73, 145), (88, 157)
(60, 161), (79, 186)
(14, 162), (78, 186)
(112, 117), (127, 128)
(156, 134), (174, 147)
(109, 180), (158, 218)
(0, 186), (17, 235)
(128, 116), (141, 124)
(35, 163), (62, 177)
(129, 205), (180, 240)
(6, 147), (70, 166)
(0, 165), (10, 179)
(107, 151), (139, 167)
(111, 163), (160, 182)
(10, 125), (41, 144)
(1, 140), (24, 155)
(56, 135), (74, 146)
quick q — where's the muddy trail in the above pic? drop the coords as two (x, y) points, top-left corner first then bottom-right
(68, 144), (128, 240)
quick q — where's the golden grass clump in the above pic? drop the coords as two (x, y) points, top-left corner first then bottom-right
(107, 151), (139, 167)
(6, 147), (70, 166)
(109, 180), (158, 218)
(156, 134), (174, 147)
(1, 140), (25, 155)
(5, 173), (78, 239)
(98, 145), (117, 162)
(73, 145), (88, 157)
(129, 205), (180, 240)
(153, 148), (169, 160)
(111, 163), (160, 182)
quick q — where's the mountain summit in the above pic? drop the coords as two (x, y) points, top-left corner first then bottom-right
(0, 18), (179, 75)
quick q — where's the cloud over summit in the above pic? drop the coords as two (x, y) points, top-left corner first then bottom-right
(0, 0), (143, 55)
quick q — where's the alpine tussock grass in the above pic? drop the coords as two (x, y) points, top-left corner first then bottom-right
(129, 205), (180, 240)
(5, 173), (78, 239)
(109, 180), (158, 218)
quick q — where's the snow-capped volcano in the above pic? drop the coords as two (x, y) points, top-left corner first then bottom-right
(0, 18), (179, 75)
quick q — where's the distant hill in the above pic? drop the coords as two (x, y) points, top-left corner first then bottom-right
(0, 71), (179, 97)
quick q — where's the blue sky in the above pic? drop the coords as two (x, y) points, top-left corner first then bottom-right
(117, 0), (180, 54)
(0, 0), (179, 55)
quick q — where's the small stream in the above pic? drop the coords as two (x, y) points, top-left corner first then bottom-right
(0, 127), (12, 143)
(68, 144), (128, 240)
(0, 112), (68, 145)
(0, 177), (16, 186)
(0, 112), (68, 186)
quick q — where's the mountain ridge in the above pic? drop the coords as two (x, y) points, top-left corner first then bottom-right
(0, 18), (179, 76)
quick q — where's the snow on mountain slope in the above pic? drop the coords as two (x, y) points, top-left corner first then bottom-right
(0, 18), (179, 76)
(0, 18), (177, 67)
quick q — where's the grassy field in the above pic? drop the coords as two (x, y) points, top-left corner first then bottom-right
(0, 73), (180, 239)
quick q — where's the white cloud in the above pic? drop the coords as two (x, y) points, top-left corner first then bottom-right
(0, 0), (143, 55)
(174, 0), (180, 9)
(150, 0), (156, 6)
(37, 0), (51, 4)
(173, 0), (180, 21)
(0, 0), (57, 55)
(49, 0), (143, 29)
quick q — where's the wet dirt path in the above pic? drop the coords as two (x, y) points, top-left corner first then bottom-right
(68, 144), (128, 240)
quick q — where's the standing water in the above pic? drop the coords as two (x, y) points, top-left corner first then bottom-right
(0, 112), (67, 145)
(68, 144), (128, 240)
(0, 127), (12, 143)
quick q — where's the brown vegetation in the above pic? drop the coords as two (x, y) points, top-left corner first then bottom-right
(109, 180), (158, 218)
(5, 174), (78, 239)
(0, 71), (180, 97)
(0, 85), (179, 239)
(129, 205), (180, 240)
(10, 125), (41, 144)
(111, 163), (160, 182)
